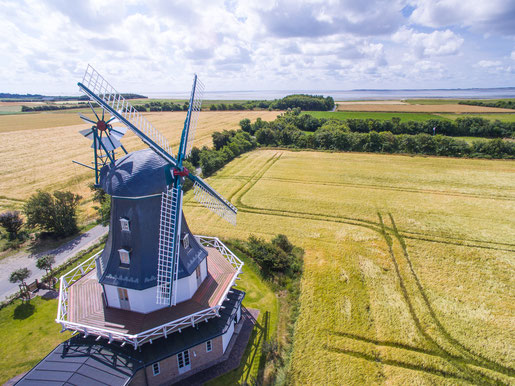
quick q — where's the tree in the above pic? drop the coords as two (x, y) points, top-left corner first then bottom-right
(36, 254), (55, 275)
(0, 211), (24, 240)
(89, 184), (110, 226)
(239, 118), (251, 133)
(272, 234), (294, 254)
(9, 268), (31, 299)
(24, 190), (82, 237)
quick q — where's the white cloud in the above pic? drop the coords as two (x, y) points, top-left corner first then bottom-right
(392, 27), (463, 58)
(409, 0), (515, 35)
(0, 0), (513, 92)
(478, 60), (502, 68)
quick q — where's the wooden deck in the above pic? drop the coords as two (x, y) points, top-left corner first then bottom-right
(68, 247), (237, 335)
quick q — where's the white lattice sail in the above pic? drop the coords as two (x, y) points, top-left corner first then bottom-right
(193, 181), (237, 225)
(80, 65), (173, 158)
(185, 76), (205, 156)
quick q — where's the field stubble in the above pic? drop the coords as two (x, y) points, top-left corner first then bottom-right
(183, 149), (515, 384)
(0, 110), (280, 218)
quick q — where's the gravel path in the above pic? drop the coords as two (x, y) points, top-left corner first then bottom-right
(0, 224), (107, 301)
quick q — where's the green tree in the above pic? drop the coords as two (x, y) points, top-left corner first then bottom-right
(89, 184), (110, 226)
(239, 118), (252, 133)
(24, 191), (82, 237)
(36, 254), (56, 284)
(9, 268), (31, 299)
(0, 211), (24, 240)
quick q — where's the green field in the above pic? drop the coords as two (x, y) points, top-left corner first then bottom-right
(183, 149), (515, 384)
(438, 113), (515, 122)
(305, 111), (448, 122)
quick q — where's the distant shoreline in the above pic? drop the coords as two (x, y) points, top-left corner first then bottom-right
(2, 87), (514, 102)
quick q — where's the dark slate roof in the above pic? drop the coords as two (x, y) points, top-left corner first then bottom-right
(15, 336), (143, 386)
(100, 148), (171, 197)
(98, 205), (208, 289)
(16, 290), (245, 386)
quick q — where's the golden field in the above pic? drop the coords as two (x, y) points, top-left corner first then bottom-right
(183, 149), (515, 384)
(0, 110), (280, 217)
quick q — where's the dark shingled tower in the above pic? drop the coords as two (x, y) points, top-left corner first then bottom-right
(97, 149), (208, 290)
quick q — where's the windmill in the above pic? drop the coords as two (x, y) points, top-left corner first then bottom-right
(77, 65), (237, 307)
(77, 103), (128, 185)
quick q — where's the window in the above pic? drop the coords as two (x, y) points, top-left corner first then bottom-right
(120, 218), (130, 232)
(196, 265), (201, 280)
(118, 249), (130, 265)
(152, 362), (160, 376)
(177, 350), (190, 371)
(182, 233), (190, 249)
(206, 340), (212, 352)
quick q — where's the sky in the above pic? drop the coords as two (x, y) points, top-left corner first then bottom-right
(0, 0), (514, 94)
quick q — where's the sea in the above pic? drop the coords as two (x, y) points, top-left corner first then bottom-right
(143, 87), (515, 101)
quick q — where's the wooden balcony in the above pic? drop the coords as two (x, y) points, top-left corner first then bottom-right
(66, 245), (238, 338)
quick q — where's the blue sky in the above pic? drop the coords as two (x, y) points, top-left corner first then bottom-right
(0, 0), (514, 94)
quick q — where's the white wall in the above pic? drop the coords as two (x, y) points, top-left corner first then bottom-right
(103, 261), (207, 313)
(222, 319), (235, 353)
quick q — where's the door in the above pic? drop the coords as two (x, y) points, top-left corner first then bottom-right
(177, 350), (191, 374)
(117, 287), (130, 310)
(196, 265), (202, 287)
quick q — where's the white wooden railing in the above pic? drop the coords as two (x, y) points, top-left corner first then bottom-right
(55, 236), (243, 349)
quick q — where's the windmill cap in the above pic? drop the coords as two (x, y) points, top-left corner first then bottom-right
(100, 149), (171, 197)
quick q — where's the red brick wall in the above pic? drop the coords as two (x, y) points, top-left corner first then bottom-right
(135, 335), (225, 386)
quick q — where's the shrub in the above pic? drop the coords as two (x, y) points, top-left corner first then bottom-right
(0, 211), (23, 240)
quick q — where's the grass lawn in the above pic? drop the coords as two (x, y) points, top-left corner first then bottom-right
(305, 111), (448, 122)
(0, 297), (71, 384)
(183, 149), (515, 384)
(207, 243), (279, 385)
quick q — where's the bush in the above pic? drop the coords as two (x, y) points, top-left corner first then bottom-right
(0, 211), (23, 240)
(246, 234), (303, 278)
(24, 191), (81, 237)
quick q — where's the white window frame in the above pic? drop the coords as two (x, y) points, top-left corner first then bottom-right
(120, 218), (130, 232)
(177, 350), (191, 372)
(206, 340), (212, 352)
(118, 249), (130, 265)
(152, 362), (160, 376)
(182, 233), (190, 249)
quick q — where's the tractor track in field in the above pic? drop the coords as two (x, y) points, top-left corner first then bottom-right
(328, 213), (514, 384)
(185, 153), (515, 252)
(215, 175), (515, 202)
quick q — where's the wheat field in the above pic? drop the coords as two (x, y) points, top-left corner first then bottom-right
(183, 149), (515, 384)
(0, 110), (280, 218)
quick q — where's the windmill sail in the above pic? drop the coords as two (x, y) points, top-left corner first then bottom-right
(192, 176), (237, 225)
(180, 75), (205, 159)
(78, 65), (177, 167)
(156, 186), (182, 305)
